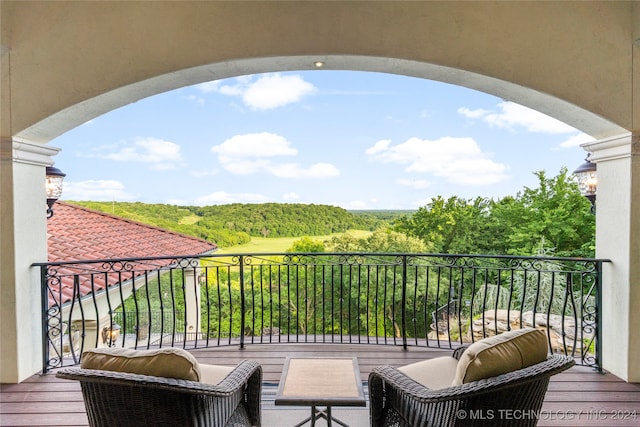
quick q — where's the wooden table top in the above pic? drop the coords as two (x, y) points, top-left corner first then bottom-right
(275, 357), (366, 407)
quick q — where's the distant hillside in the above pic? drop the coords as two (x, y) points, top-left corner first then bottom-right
(349, 210), (415, 222)
(70, 201), (386, 247)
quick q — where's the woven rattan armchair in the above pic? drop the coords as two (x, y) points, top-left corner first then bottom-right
(56, 359), (262, 427)
(369, 344), (575, 427)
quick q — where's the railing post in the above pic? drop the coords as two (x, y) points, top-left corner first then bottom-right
(40, 265), (49, 374)
(596, 260), (603, 372)
(401, 255), (408, 350)
(239, 255), (245, 349)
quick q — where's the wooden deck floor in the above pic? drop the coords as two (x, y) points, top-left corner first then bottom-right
(2, 344), (639, 426)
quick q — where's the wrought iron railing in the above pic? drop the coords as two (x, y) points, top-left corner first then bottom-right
(36, 252), (606, 373)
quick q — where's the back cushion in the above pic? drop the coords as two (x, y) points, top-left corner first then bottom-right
(81, 347), (201, 381)
(452, 328), (548, 386)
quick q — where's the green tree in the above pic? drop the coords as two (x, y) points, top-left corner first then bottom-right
(394, 196), (491, 254)
(490, 168), (595, 257)
(394, 168), (595, 258)
(326, 228), (428, 253)
(287, 237), (326, 253)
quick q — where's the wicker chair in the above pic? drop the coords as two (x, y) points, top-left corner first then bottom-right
(369, 340), (575, 427)
(56, 358), (262, 427)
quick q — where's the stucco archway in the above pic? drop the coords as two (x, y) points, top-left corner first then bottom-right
(2, 1), (639, 383)
(16, 55), (625, 145)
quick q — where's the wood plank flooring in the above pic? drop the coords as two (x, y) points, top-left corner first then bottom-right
(2, 344), (639, 426)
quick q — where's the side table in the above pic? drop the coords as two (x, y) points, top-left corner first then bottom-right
(275, 357), (366, 426)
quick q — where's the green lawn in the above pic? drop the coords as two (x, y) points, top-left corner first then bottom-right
(179, 214), (201, 225)
(215, 230), (372, 254)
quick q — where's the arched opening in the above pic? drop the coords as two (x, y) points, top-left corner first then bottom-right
(12, 67), (624, 384)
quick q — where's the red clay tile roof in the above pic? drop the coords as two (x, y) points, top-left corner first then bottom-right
(47, 201), (217, 305)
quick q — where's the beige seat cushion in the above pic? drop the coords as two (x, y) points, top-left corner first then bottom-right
(398, 356), (459, 390)
(453, 328), (548, 386)
(81, 347), (201, 381)
(199, 363), (235, 385)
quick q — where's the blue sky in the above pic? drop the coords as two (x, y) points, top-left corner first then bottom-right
(52, 71), (593, 210)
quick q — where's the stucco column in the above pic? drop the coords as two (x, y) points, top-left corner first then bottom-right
(583, 133), (640, 382)
(184, 266), (202, 340)
(0, 138), (61, 383)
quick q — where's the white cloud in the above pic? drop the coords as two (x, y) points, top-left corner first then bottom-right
(211, 132), (339, 179)
(420, 109), (431, 119)
(219, 84), (244, 97)
(282, 192), (300, 201)
(558, 133), (595, 148)
(268, 162), (340, 179)
(195, 81), (221, 93)
(193, 191), (269, 206)
(196, 73), (316, 110)
(219, 159), (271, 175)
(190, 169), (219, 178)
(184, 94), (205, 105)
(458, 107), (491, 119)
(150, 163), (178, 171)
(397, 178), (431, 189)
(244, 74), (316, 110)
(365, 139), (391, 155)
(61, 180), (135, 201)
(89, 137), (183, 170)
(212, 133), (298, 158)
(366, 136), (509, 186)
(459, 101), (577, 134)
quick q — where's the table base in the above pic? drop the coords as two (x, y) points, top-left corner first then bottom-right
(293, 405), (349, 427)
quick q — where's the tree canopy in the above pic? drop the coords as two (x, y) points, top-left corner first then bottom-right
(393, 168), (595, 257)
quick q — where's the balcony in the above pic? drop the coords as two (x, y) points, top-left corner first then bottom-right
(2, 344), (640, 426)
(4, 252), (636, 426)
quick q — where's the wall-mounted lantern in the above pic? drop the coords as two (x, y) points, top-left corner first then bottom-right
(573, 156), (597, 214)
(45, 166), (66, 218)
